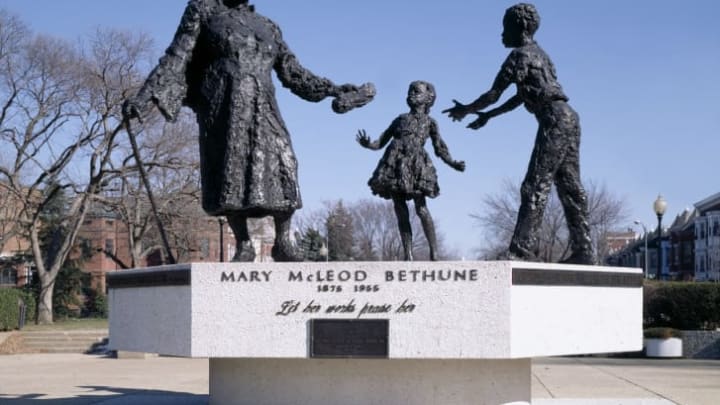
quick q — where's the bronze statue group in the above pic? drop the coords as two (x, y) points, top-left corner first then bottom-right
(123, 1), (594, 265)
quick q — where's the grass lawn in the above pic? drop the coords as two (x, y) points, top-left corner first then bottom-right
(21, 318), (108, 331)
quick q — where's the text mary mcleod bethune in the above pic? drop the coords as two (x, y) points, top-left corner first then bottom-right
(220, 269), (481, 283)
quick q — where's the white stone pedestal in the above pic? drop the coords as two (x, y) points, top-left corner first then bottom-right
(108, 261), (642, 405)
(210, 358), (530, 405)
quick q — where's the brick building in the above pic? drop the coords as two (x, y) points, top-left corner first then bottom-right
(668, 208), (696, 281)
(693, 193), (720, 282)
(607, 191), (720, 282)
(604, 230), (637, 256)
(76, 211), (133, 291)
(76, 211), (274, 292)
(0, 185), (31, 288)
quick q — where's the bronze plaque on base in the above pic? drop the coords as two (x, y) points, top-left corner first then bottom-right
(310, 319), (389, 359)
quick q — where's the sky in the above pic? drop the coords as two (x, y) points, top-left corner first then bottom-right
(1, 0), (719, 258)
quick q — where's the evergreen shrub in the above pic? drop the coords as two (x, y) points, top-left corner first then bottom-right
(0, 288), (36, 331)
(644, 281), (720, 330)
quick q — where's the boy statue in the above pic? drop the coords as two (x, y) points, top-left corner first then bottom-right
(444, 3), (594, 264)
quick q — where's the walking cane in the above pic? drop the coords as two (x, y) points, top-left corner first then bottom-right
(123, 117), (177, 265)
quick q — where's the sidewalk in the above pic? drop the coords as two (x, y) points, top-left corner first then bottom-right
(0, 353), (207, 404)
(0, 354), (717, 404)
(533, 357), (720, 405)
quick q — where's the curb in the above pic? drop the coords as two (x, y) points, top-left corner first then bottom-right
(0, 331), (14, 346)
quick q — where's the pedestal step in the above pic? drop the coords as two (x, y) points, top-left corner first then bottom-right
(210, 358), (531, 405)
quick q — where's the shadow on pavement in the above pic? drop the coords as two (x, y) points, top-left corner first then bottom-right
(0, 386), (208, 404)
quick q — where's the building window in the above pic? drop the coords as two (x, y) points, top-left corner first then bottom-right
(24, 267), (33, 285)
(683, 243), (693, 263)
(200, 238), (210, 259)
(0, 268), (17, 285)
(79, 237), (93, 257)
(227, 244), (236, 261)
(105, 239), (114, 253)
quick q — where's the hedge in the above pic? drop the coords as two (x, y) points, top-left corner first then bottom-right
(644, 327), (682, 339)
(83, 287), (108, 318)
(644, 281), (720, 330)
(0, 288), (36, 331)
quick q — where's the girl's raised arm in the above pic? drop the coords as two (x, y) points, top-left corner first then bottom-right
(356, 118), (398, 151)
(429, 119), (465, 172)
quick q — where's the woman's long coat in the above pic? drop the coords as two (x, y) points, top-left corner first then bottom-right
(136, 0), (338, 216)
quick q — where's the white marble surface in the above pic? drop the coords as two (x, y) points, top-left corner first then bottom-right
(109, 261), (642, 359)
(109, 285), (191, 355)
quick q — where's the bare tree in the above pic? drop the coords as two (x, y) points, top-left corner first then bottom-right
(471, 179), (517, 259)
(472, 178), (629, 262)
(296, 198), (457, 261)
(0, 31), (88, 323)
(351, 199), (457, 261)
(0, 10), (29, 254)
(350, 199), (405, 261)
(350, 199), (384, 261)
(0, 12), (155, 322)
(585, 179), (631, 261)
(94, 110), (201, 267)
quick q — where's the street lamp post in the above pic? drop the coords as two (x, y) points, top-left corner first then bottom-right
(653, 195), (667, 280)
(319, 242), (329, 262)
(634, 220), (648, 278)
(218, 217), (226, 262)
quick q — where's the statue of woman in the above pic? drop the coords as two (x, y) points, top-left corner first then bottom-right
(123, 0), (374, 261)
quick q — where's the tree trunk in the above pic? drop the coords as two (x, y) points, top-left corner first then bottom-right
(38, 276), (55, 324)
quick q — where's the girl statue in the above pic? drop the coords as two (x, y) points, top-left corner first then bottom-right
(357, 81), (464, 261)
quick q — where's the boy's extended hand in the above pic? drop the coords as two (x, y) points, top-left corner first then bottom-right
(467, 112), (490, 130)
(442, 99), (470, 122)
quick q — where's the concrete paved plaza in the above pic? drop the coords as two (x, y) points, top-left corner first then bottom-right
(0, 354), (717, 404)
(532, 357), (720, 405)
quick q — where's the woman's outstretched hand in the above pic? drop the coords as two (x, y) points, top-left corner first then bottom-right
(450, 160), (466, 172)
(332, 83), (376, 114)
